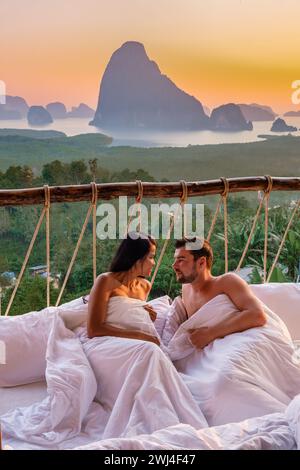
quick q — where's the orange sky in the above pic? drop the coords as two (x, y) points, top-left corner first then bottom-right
(1, 0), (300, 114)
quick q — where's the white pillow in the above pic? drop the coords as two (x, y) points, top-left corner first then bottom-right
(0, 307), (56, 387)
(250, 283), (300, 340)
(58, 297), (88, 330)
(0, 295), (171, 388)
(161, 296), (188, 347)
(0, 297), (88, 388)
(147, 295), (172, 337)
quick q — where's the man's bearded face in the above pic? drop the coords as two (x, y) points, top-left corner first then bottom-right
(172, 248), (199, 284)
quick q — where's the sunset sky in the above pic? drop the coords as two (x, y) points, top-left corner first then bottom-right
(1, 0), (300, 114)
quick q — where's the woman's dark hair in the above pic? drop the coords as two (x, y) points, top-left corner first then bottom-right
(109, 232), (156, 273)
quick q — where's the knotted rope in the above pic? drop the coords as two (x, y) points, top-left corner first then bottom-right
(55, 183), (98, 306)
(149, 180), (188, 289)
(5, 186), (51, 315)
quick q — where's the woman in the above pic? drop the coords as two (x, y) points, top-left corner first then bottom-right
(87, 232), (160, 345)
(83, 232), (207, 438)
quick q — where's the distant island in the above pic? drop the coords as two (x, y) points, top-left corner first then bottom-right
(238, 103), (277, 121)
(2, 42), (293, 134)
(0, 129), (66, 139)
(0, 96), (29, 120)
(270, 118), (298, 133)
(0, 96), (94, 123)
(45, 102), (95, 119)
(284, 110), (300, 117)
(27, 106), (53, 126)
(46, 102), (67, 119)
(90, 41), (210, 131)
(90, 41), (252, 132)
(210, 103), (253, 131)
(67, 103), (94, 118)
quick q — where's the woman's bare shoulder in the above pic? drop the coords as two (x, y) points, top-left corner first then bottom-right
(137, 277), (151, 292)
(94, 272), (120, 290)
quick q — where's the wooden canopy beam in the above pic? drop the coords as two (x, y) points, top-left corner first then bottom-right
(0, 176), (300, 207)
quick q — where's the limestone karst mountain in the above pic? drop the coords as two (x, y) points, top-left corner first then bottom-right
(46, 102), (67, 119)
(27, 106), (53, 126)
(238, 103), (277, 122)
(210, 103), (253, 131)
(90, 41), (210, 130)
(0, 96), (29, 120)
(271, 118), (297, 132)
(68, 103), (94, 118)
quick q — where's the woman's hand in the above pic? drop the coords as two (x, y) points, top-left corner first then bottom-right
(143, 304), (157, 322)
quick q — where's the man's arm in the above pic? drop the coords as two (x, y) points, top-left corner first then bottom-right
(189, 273), (267, 350)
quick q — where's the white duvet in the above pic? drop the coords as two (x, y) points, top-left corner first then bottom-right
(1, 294), (300, 450)
(169, 294), (300, 426)
(0, 314), (207, 449)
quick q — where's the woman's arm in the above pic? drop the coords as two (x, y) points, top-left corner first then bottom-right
(87, 274), (159, 344)
(89, 322), (160, 344)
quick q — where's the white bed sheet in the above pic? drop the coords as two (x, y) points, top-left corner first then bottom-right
(0, 381), (47, 416)
(1, 299), (300, 450)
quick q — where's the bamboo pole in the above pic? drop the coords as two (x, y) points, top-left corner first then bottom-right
(1, 177), (300, 207)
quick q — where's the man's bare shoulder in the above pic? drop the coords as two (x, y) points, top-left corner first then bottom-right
(217, 272), (250, 292)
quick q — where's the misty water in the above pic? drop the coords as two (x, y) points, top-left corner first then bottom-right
(1, 117), (300, 147)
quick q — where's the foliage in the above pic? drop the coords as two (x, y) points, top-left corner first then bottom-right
(1, 276), (57, 316)
(1, 157), (300, 314)
(1, 134), (300, 193)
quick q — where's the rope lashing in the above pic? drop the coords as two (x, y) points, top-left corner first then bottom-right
(263, 175), (273, 283)
(5, 187), (50, 316)
(236, 192), (269, 273)
(180, 179), (189, 237)
(135, 179), (143, 204)
(126, 180), (143, 233)
(266, 199), (300, 282)
(207, 177), (229, 245)
(149, 180), (188, 290)
(44, 185), (51, 307)
(180, 179), (188, 204)
(206, 197), (223, 242)
(55, 183), (97, 306)
(91, 182), (98, 283)
(220, 177), (229, 273)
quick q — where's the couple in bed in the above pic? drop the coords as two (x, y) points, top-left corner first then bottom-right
(2, 232), (296, 448)
(87, 231), (267, 350)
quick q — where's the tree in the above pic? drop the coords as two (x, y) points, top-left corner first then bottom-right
(88, 158), (98, 182)
(2, 275), (57, 316)
(4, 165), (35, 188)
(69, 160), (89, 184)
(42, 160), (66, 185)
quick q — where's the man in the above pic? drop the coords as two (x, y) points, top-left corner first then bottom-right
(172, 238), (267, 350)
